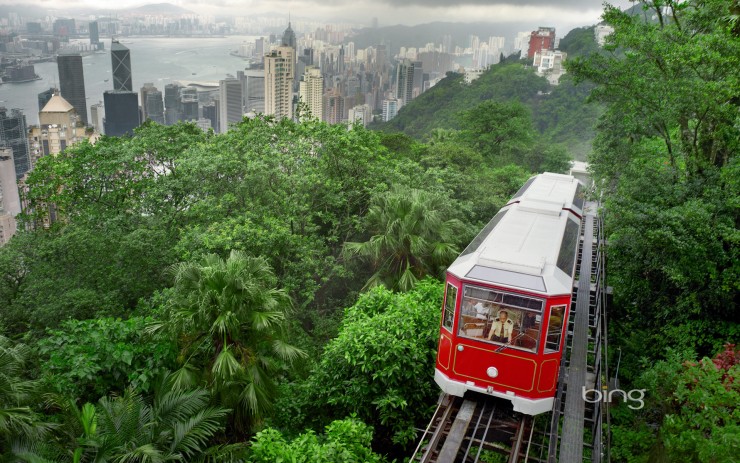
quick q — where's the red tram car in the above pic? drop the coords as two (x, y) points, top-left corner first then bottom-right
(435, 172), (585, 415)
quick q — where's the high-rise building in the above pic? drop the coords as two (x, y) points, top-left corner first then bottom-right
(145, 90), (165, 124)
(528, 27), (556, 59)
(242, 70), (265, 114)
(57, 54), (88, 125)
(180, 87), (199, 121)
(103, 90), (140, 136)
(0, 148), (21, 246)
(89, 21), (100, 48)
(382, 98), (399, 121)
(164, 83), (182, 125)
(29, 94), (87, 166)
(281, 22), (296, 51)
(348, 104), (372, 127)
(140, 83), (157, 120)
(90, 101), (104, 134)
(412, 61), (424, 98)
(264, 47), (294, 120)
(53, 18), (75, 38)
(202, 102), (218, 131)
(514, 31), (531, 57)
(298, 67), (323, 121)
(322, 88), (344, 124)
(0, 108), (30, 179)
(219, 78), (242, 133)
(395, 59), (414, 106)
(111, 40), (133, 92)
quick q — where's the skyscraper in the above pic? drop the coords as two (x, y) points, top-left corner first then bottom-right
(145, 91), (165, 124)
(0, 108), (30, 179)
(164, 83), (183, 125)
(180, 87), (199, 121)
(219, 78), (242, 133)
(202, 102), (218, 132)
(29, 94), (86, 165)
(140, 83), (157, 120)
(382, 98), (399, 121)
(322, 88), (344, 124)
(528, 27), (556, 59)
(281, 21), (296, 51)
(103, 91), (139, 136)
(0, 148), (21, 245)
(242, 70), (265, 114)
(57, 53), (88, 125)
(395, 59), (414, 106)
(89, 21), (100, 48)
(298, 67), (323, 121)
(264, 47), (294, 120)
(111, 40), (133, 91)
(90, 102), (104, 134)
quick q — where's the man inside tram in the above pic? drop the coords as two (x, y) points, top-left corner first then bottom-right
(488, 309), (515, 344)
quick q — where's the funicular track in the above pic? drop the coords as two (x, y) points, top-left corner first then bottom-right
(410, 202), (608, 463)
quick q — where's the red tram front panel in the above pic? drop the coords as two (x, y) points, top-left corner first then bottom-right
(435, 276), (571, 415)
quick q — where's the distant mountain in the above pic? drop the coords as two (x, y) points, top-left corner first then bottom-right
(0, 2), (194, 19)
(346, 21), (540, 56)
(124, 3), (195, 16)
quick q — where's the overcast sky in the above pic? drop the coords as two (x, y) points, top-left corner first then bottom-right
(3, 0), (633, 30)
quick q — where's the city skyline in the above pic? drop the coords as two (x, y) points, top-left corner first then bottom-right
(0, 0), (633, 31)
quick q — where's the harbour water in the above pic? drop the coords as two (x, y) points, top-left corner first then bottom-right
(0, 36), (260, 125)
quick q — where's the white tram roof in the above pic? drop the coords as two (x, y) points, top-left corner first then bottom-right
(448, 173), (584, 297)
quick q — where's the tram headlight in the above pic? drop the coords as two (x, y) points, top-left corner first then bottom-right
(486, 367), (499, 378)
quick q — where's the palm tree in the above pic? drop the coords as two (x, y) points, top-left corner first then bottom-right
(344, 187), (465, 291)
(0, 336), (52, 452)
(162, 250), (306, 432)
(14, 374), (244, 462)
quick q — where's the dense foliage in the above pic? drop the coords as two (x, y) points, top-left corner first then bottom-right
(568, 0), (739, 460)
(307, 281), (443, 448)
(248, 418), (385, 463)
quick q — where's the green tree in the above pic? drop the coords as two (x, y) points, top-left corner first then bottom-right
(160, 250), (306, 432)
(307, 281), (443, 447)
(17, 376), (243, 462)
(459, 100), (536, 164)
(0, 336), (51, 451)
(344, 188), (464, 291)
(248, 417), (385, 463)
(610, 345), (740, 463)
(38, 317), (176, 402)
(568, 0), (738, 362)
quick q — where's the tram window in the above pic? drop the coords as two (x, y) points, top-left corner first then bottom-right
(458, 285), (543, 352)
(545, 305), (566, 353)
(556, 219), (580, 276)
(460, 211), (507, 257)
(573, 183), (585, 210)
(442, 284), (457, 332)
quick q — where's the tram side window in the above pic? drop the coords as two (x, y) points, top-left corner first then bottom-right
(458, 285), (543, 352)
(545, 305), (566, 353)
(442, 284), (457, 332)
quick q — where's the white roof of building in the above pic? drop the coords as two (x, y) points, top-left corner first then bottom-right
(448, 173), (583, 296)
(41, 94), (75, 113)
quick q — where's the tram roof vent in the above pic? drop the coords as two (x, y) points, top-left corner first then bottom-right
(517, 197), (563, 216)
(478, 252), (545, 276)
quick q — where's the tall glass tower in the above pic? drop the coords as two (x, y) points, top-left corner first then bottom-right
(111, 40), (132, 91)
(57, 53), (88, 125)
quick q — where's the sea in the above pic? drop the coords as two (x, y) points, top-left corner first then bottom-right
(0, 36), (260, 125)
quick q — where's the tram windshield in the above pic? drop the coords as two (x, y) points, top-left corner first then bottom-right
(458, 285), (543, 352)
